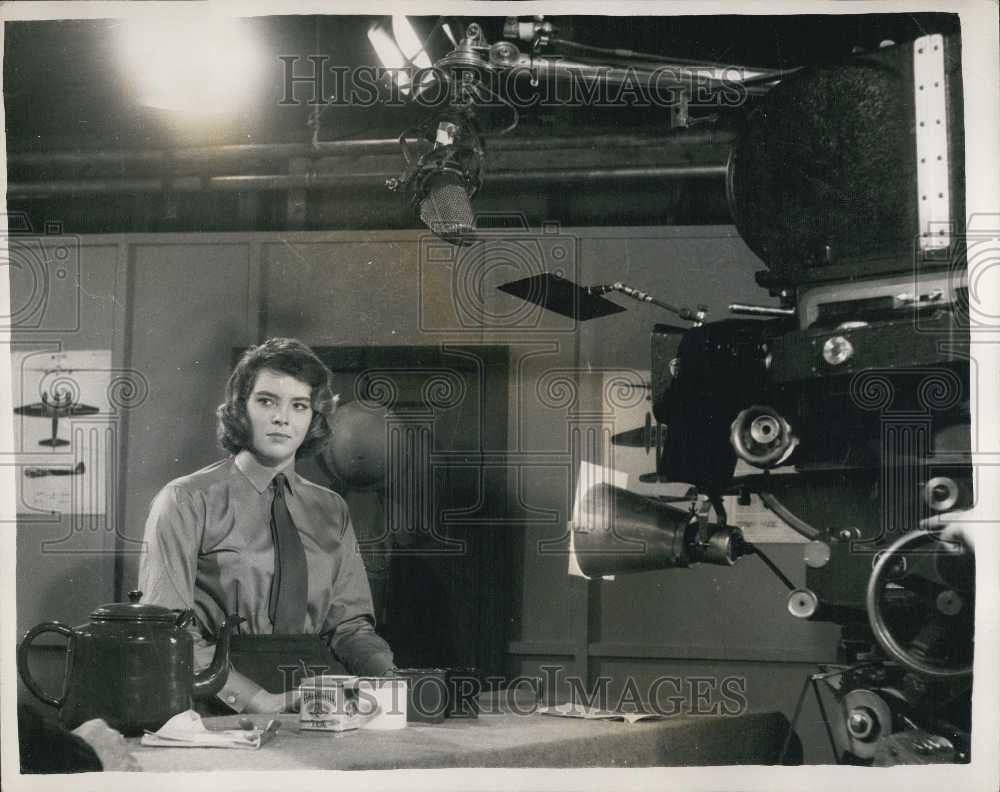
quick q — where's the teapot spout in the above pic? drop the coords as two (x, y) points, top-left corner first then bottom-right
(191, 614), (240, 700)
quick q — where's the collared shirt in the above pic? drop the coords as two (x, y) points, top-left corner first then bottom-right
(138, 450), (394, 711)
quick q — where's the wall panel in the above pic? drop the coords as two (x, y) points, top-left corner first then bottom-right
(120, 241), (254, 591)
(13, 242), (122, 635)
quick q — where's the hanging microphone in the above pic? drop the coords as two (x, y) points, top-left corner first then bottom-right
(417, 169), (476, 245)
(388, 113), (485, 246)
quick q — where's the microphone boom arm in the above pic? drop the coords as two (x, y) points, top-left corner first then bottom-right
(589, 282), (708, 324)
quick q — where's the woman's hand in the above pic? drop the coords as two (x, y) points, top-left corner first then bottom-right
(71, 718), (141, 772)
(245, 688), (301, 714)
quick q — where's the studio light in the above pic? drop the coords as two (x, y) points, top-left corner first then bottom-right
(570, 483), (751, 578)
(117, 15), (263, 115)
(369, 17), (441, 97)
(367, 24), (412, 93)
(440, 23), (457, 47)
(391, 16), (433, 70)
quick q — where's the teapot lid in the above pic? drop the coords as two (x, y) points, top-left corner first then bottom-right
(91, 590), (180, 623)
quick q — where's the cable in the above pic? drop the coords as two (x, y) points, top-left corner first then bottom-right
(396, 126), (424, 169)
(470, 80), (520, 136)
(708, 493), (727, 528)
(812, 676), (842, 765)
(778, 661), (885, 764)
(307, 17), (324, 147)
(759, 491), (821, 541)
(780, 673), (811, 763)
(747, 543), (797, 591)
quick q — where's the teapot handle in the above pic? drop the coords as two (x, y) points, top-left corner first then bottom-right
(17, 622), (76, 708)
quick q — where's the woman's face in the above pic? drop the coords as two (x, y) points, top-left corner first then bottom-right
(245, 367), (314, 467)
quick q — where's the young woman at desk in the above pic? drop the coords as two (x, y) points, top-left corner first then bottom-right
(138, 338), (396, 715)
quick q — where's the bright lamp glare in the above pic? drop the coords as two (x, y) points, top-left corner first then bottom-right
(368, 26), (411, 92)
(118, 16), (262, 115)
(391, 16), (432, 69)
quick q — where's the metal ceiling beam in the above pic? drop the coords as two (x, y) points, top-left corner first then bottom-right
(8, 130), (734, 168)
(7, 164), (727, 197)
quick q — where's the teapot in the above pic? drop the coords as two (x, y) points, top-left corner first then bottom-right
(17, 590), (238, 736)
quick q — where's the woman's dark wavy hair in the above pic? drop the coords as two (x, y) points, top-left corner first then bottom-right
(217, 338), (336, 458)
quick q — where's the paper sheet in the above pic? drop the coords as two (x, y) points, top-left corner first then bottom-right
(568, 460), (627, 580)
(12, 349), (113, 515)
(537, 704), (665, 724)
(140, 710), (273, 750)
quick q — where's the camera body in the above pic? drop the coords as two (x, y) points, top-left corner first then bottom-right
(653, 30), (970, 605)
(649, 33), (973, 762)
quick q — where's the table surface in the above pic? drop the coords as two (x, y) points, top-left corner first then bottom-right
(129, 709), (792, 771)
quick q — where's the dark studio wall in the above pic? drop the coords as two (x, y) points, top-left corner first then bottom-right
(13, 225), (841, 762)
(12, 241), (125, 707)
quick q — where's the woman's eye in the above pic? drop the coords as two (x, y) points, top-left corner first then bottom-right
(256, 397), (274, 407)
(292, 403), (311, 412)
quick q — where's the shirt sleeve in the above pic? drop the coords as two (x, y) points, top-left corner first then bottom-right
(324, 511), (395, 676)
(138, 484), (265, 713)
(192, 640), (261, 714)
(138, 485), (205, 608)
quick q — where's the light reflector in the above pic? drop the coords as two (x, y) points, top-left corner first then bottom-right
(118, 15), (263, 115)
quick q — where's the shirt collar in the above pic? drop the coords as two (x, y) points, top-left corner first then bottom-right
(234, 449), (297, 496)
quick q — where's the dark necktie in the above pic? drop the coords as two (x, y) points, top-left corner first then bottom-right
(268, 473), (308, 633)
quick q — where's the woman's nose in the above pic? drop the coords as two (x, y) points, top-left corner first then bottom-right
(272, 406), (290, 424)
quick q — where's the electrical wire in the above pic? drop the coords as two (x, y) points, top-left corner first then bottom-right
(779, 661), (887, 764)
(470, 81), (520, 136)
(759, 491), (822, 541)
(748, 542), (797, 591)
(397, 127), (418, 169)
(307, 16), (324, 146)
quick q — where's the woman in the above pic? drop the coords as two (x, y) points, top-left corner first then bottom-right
(138, 338), (395, 715)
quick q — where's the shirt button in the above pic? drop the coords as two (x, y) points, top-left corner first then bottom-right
(227, 695), (237, 704)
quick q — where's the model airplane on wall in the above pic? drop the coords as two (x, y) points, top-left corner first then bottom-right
(24, 461), (86, 478)
(13, 390), (100, 447)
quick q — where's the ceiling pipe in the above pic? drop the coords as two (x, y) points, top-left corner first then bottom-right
(7, 164), (727, 197)
(488, 164), (726, 183)
(8, 130), (734, 168)
(511, 56), (777, 97)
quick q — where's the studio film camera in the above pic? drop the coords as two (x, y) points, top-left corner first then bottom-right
(375, 18), (975, 764)
(574, 32), (974, 765)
